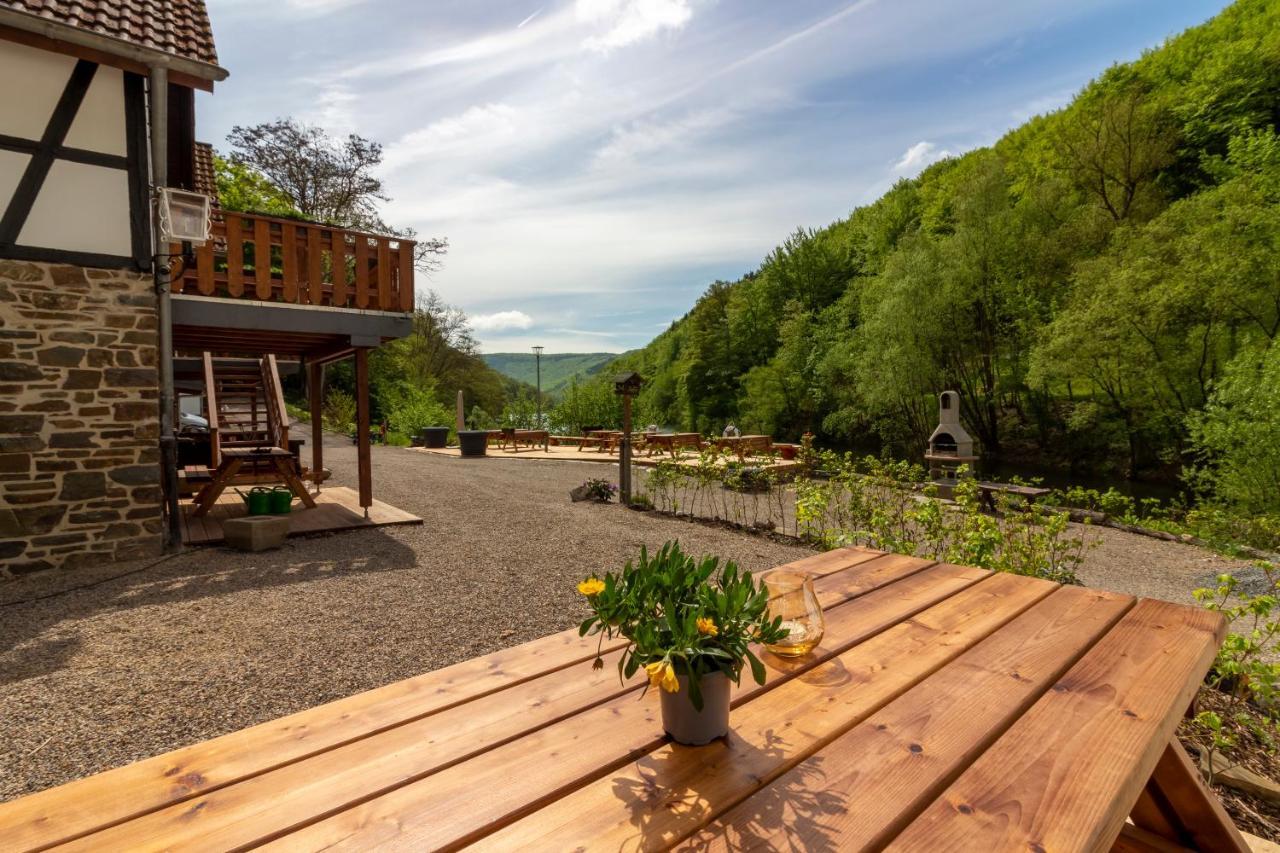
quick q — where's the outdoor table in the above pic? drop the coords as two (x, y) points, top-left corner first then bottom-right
(0, 547), (1243, 852)
(645, 432), (703, 458)
(189, 447), (316, 518)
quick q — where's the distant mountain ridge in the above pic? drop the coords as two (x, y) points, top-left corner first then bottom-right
(481, 352), (622, 394)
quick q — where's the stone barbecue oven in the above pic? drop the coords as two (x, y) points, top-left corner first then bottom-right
(925, 390), (978, 478)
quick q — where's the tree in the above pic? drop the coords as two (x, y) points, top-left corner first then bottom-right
(1189, 339), (1280, 514)
(1054, 82), (1177, 223)
(225, 118), (448, 272)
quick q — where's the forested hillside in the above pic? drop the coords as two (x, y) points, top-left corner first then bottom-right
(482, 352), (619, 394)
(587, 0), (1279, 501)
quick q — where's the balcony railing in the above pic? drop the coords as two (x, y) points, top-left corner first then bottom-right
(172, 211), (415, 313)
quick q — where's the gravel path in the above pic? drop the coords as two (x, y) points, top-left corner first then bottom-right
(0, 432), (1256, 802)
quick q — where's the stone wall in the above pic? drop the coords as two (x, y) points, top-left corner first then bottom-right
(0, 260), (163, 577)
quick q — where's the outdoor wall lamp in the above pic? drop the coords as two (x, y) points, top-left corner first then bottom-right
(156, 187), (212, 246)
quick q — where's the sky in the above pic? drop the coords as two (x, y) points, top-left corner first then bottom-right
(199, 0), (1230, 354)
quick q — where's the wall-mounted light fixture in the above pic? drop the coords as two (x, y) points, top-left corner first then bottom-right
(156, 187), (212, 246)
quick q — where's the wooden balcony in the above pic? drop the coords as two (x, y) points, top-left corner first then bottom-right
(171, 211), (415, 313)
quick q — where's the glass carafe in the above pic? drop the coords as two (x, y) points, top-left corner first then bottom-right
(762, 570), (825, 657)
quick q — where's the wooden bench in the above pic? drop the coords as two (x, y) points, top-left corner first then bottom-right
(977, 481), (1052, 513)
(643, 432), (703, 457)
(0, 547), (1241, 852)
(501, 429), (549, 452)
(715, 434), (774, 460)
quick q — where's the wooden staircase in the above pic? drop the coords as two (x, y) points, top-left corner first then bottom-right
(201, 353), (290, 467)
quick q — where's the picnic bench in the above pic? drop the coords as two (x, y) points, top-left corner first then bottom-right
(499, 428), (549, 453)
(714, 433), (774, 460)
(644, 431), (703, 458)
(0, 547), (1241, 852)
(976, 481), (1052, 513)
(189, 447), (316, 518)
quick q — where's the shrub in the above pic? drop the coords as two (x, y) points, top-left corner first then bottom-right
(321, 389), (357, 432)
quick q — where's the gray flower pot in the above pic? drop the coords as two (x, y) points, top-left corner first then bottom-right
(660, 671), (730, 745)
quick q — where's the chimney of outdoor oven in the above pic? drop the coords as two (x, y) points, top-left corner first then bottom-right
(925, 390), (978, 479)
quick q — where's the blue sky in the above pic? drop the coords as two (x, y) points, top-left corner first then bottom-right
(200, 0), (1229, 353)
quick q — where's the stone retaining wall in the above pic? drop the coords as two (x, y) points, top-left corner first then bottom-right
(0, 260), (163, 577)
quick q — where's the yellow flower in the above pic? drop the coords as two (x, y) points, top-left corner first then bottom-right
(646, 661), (681, 693)
(696, 617), (719, 637)
(577, 577), (605, 596)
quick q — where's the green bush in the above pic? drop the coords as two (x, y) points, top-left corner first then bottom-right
(1190, 339), (1280, 516)
(322, 389), (357, 432)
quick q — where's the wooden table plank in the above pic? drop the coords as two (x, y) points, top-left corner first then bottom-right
(54, 553), (935, 852)
(0, 547), (877, 850)
(468, 573), (1057, 852)
(680, 585), (1135, 851)
(885, 598), (1227, 853)
(55, 548), (931, 845)
(259, 567), (1016, 852)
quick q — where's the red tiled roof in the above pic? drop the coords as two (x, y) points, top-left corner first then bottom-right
(193, 141), (220, 208)
(0, 0), (220, 68)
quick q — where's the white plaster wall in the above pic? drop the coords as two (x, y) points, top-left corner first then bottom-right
(0, 149), (31, 209)
(0, 40), (75, 141)
(63, 64), (126, 156)
(19, 160), (131, 255)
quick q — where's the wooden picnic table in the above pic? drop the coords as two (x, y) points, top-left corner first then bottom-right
(189, 447), (315, 518)
(499, 428), (549, 453)
(0, 547), (1242, 852)
(714, 434), (774, 460)
(643, 431), (703, 457)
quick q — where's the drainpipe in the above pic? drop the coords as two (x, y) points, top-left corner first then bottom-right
(149, 65), (182, 550)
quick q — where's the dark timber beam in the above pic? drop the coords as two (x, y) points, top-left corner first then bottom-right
(354, 348), (372, 515)
(309, 361), (324, 492)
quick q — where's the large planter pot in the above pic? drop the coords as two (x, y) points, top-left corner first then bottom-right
(660, 671), (730, 745)
(457, 430), (488, 457)
(420, 427), (450, 448)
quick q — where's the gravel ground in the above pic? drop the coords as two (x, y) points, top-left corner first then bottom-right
(0, 432), (1258, 802)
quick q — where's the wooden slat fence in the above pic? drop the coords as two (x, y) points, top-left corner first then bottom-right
(173, 211), (415, 313)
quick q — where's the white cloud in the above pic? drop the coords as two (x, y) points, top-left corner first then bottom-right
(893, 140), (952, 174)
(471, 310), (536, 332)
(578, 0), (693, 52)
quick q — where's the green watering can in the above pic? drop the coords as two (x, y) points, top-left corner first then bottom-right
(268, 486), (294, 514)
(236, 487), (273, 516)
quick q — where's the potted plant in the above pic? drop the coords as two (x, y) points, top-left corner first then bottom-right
(577, 541), (788, 745)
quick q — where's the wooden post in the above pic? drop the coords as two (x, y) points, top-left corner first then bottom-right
(308, 361), (324, 493)
(619, 393), (632, 506)
(354, 348), (372, 516)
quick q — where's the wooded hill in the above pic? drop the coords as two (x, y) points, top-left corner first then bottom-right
(593, 0), (1279, 496)
(482, 352), (620, 395)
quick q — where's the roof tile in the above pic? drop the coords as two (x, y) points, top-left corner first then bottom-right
(1, 0), (220, 68)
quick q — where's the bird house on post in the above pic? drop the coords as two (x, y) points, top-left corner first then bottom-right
(613, 372), (644, 505)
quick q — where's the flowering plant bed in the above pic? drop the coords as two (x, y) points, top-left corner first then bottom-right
(579, 478), (618, 503)
(576, 541), (787, 713)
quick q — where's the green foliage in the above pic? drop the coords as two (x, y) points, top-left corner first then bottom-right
(1189, 564), (1280, 775)
(598, 0), (1280, 495)
(382, 380), (452, 437)
(576, 542), (788, 710)
(213, 154), (302, 218)
(550, 378), (621, 434)
(580, 477), (617, 502)
(640, 455), (1090, 584)
(321, 389), (356, 432)
(1189, 339), (1280, 515)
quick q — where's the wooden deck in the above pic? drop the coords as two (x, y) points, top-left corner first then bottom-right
(0, 547), (1241, 852)
(179, 485), (421, 545)
(412, 444), (803, 474)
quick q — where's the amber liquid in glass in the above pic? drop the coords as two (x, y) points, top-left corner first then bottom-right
(769, 619), (822, 656)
